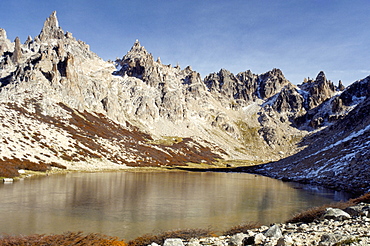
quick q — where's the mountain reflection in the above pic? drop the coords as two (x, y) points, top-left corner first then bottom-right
(0, 172), (351, 240)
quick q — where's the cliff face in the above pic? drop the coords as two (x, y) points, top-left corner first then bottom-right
(0, 12), (369, 182)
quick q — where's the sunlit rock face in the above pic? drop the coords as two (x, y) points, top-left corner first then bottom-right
(0, 11), (369, 182)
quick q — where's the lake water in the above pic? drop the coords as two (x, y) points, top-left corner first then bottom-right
(0, 171), (351, 240)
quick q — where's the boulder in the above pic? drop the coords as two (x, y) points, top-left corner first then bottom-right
(228, 233), (247, 246)
(163, 238), (184, 246)
(253, 233), (266, 245)
(276, 235), (293, 246)
(344, 204), (366, 217)
(264, 224), (283, 238)
(322, 208), (351, 221)
(318, 233), (343, 246)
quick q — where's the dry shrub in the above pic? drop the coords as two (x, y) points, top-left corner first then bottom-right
(50, 162), (67, 169)
(350, 192), (370, 204)
(0, 231), (126, 246)
(0, 157), (67, 178)
(287, 192), (370, 224)
(222, 222), (262, 236)
(286, 201), (355, 224)
(128, 228), (214, 246)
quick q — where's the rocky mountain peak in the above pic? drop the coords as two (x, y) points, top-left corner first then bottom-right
(114, 40), (155, 80)
(38, 11), (65, 41)
(0, 28), (12, 56)
(338, 80), (345, 91)
(315, 70), (327, 83)
(11, 37), (22, 64)
(299, 71), (337, 110)
(0, 28), (7, 39)
(258, 68), (290, 100)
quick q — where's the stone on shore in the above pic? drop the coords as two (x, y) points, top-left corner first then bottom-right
(322, 207), (351, 221)
(228, 233), (247, 246)
(163, 238), (184, 246)
(264, 224), (283, 238)
(318, 233), (343, 246)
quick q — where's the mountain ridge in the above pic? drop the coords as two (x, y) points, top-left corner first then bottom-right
(0, 12), (369, 193)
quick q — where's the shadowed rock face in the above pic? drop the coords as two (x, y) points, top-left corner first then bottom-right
(0, 11), (369, 181)
(299, 71), (338, 110)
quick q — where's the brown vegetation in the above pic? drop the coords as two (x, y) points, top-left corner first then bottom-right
(0, 157), (67, 178)
(0, 231), (126, 246)
(222, 222), (262, 236)
(286, 192), (370, 224)
(3, 101), (223, 174)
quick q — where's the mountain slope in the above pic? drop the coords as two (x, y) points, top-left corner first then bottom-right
(0, 11), (369, 188)
(245, 81), (370, 194)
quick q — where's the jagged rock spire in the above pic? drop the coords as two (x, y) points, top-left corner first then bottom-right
(0, 28), (12, 56)
(11, 37), (22, 64)
(38, 11), (65, 41)
(315, 71), (327, 84)
(338, 80), (345, 91)
(0, 28), (7, 39)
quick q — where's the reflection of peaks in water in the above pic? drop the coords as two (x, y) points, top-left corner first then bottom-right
(0, 172), (352, 240)
(289, 183), (354, 202)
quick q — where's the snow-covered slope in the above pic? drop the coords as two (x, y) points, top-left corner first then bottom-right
(246, 94), (370, 194)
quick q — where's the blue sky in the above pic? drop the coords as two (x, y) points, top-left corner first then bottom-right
(0, 0), (369, 85)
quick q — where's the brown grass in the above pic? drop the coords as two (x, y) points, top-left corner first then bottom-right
(0, 157), (67, 178)
(128, 228), (214, 246)
(350, 192), (370, 204)
(0, 157), (50, 178)
(286, 192), (370, 224)
(3, 101), (224, 172)
(0, 231), (126, 246)
(222, 222), (262, 236)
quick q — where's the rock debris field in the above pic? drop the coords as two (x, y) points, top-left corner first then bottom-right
(154, 203), (370, 246)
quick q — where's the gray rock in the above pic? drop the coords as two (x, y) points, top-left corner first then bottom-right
(344, 204), (366, 217)
(253, 233), (266, 245)
(186, 238), (201, 246)
(318, 233), (343, 246)
(264, 224), (283, 238)
(11, 37), (22, 64)
(322, 208), (351, 221)
(276, 235), (293, 246)
(163, 238), (184, 246)
(228, 233), (247, 246)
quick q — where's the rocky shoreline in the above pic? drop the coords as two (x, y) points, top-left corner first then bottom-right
(152, 203), (370, 246)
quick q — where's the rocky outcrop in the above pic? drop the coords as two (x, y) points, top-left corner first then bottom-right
(204, 68), (290, 105)
(335, 75), (370, 108)
(37, 11), (65, 41)
(11, 37), (22, 64)
(270, 83), (305, 116)
(247, 95), (370, 194)
(115, 40), (209, 122)
(0, 28), (12, 56)
(299, 71), (338, 110)
(258, 68), (291, 100)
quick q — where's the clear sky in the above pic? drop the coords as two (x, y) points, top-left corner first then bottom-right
(0, 0), (369, 85)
